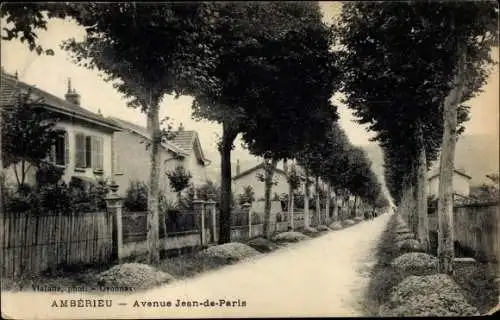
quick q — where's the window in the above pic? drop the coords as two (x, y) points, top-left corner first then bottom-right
(54, 133), (66, 166)
(49, 131), (67, 166)
(75, 133), (104, 171)
(75, 133), (86, 168)
(92, 136), (103, 170)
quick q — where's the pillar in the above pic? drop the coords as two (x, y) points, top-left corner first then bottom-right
(242, 202), (252, 239)
(205, 199), (217, 244)
(193, 198), (206, 246)
(105, 184), (123, 262)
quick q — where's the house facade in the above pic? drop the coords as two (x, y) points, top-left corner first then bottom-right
(1, 71), (121, 188)
(109, 118), (210, 202)
(427, 169), (472, 198)
(232, 161), (291, 201)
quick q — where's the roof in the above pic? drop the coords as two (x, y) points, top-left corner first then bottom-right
(429, 169), (472, 180)
(233, 162), (288, 181)
(108, 117), (209, 165)
(0, 71), (121, 131)
(108, 116), (188, 156)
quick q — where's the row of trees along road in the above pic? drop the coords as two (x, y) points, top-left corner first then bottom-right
(2, 2), (387, 263)
(336, 2), (498, 274)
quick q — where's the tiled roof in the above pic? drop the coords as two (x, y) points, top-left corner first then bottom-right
(0, 71), (120, 131)
(171, 130), (209, 164)
(107, 116), (188, 156)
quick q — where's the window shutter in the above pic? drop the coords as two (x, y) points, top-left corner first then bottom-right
(64, 131), (69, 166)
(75, 133), (86, 168)
(91, 136), (104, 170)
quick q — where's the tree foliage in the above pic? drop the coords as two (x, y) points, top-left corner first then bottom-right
(1, 91), (63, 189)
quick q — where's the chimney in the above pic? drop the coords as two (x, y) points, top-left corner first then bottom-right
(236, 159), (241, 175)
(283, 160), (288, 173)
(178, 122), (184, 131)
(65, 78), (81, 106)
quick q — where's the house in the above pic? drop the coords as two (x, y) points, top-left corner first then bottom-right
(232, 160), (318, 201)
(0, 71), (121, 187)
(427, 168), (472, 199)
(232, 161), (290, 201)
(108, 117), (210, 201)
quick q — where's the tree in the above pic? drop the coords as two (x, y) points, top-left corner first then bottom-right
(55, 3), (218, 264)
(238, 185), (255, 206)
(166, 165), (192, 207)
(286, 162), (301, 229)
(337, 1), (497, 272)
(1, 90), (63, 192)
(193, 2), (338, 242)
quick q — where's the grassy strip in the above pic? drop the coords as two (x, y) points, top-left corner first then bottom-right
(363, 214), (406, 316)
(364, 213), (499, 316)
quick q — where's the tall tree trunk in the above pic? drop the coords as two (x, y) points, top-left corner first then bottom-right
(315, 176), (320, 226)
(146, 101), (161, 265)
(352, 196), (358, 218)
(0, 106), (3, 215)
(290, 191), (295, 230)
(304, 171), (310, 228)
(219, 123), (237, 244)
(416, 126), (430, 251)
(437, 46), (467, 274)
(325, 184), (331, 224)
(333, 190), (338, 221)
(263, 158), (278, 239)
(288, 172), (294, 230)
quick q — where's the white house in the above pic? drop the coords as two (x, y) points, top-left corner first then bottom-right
(108, 117), (210, 202)
(427, 168), (472, 198)
(1, 71), (121, 188)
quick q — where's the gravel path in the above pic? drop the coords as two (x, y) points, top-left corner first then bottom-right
(144, 212), (392, 317)
(1, 213), (391, 319)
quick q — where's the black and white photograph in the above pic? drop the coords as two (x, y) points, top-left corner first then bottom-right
(0, 1), (499, 318)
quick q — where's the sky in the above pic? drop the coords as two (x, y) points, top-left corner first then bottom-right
(1, 2), (498, 170)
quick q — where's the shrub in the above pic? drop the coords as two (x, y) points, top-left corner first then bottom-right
(390, 252), (437, 276)
(380, 274), (480, 316)
(123, 181), (148, 211)
(272, 231), (310, 243)
(97, 263), (174, 291)
(353, 216), (364, 222)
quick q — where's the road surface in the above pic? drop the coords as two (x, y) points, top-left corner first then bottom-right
(1, 212), (391, 319)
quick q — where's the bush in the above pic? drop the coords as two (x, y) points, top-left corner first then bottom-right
(390, 252), (437, 276)
(380, 274), (480, 316)
(97, 263), (174, 291)
(353, 216), (364, 222)
(272, 231), (310, 243)
(198, 243), (261, 262)
(123, 181), (148, 211)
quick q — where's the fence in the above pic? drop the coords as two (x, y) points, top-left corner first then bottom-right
(428, 200), (500, 263)
(1, 211), (113, 277)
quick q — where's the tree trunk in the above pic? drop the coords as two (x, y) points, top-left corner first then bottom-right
(288, 173), (294, 230)
(325, 184), (331, 224)
(437, 46), (467, 275)
(263, 158), (278, 239)
(315, 176), (320, 226)
(333, 190), (338, 221)
(304, 171), (310, 228)
(290, 191), (295, 230)
(416, 126), (430, 252)
(0, 106), (3, 215)
(352, 196), (358, 218)
(146, 101), (161, 265)
(219, 123), (237, 244)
